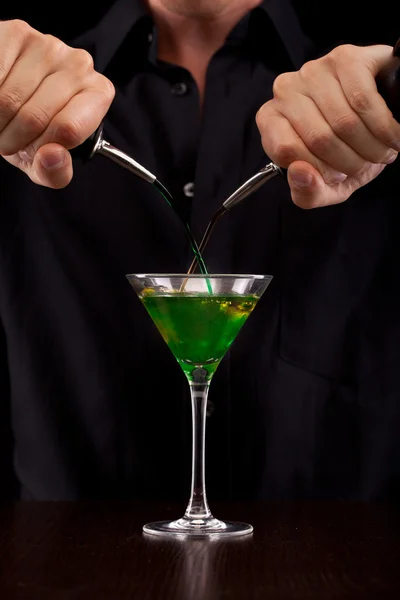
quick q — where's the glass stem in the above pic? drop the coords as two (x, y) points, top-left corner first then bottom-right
(184, 380), (212, 521)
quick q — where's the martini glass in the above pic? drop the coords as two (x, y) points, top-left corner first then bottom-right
(126, 274), (272, 537)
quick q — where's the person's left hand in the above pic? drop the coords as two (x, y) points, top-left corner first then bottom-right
(256, 43), (400, 208)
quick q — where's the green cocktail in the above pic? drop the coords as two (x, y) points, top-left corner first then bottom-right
(141, 292), (258, 381)
(127, 274), (272, 537)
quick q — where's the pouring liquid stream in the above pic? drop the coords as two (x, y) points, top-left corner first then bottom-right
(152, 179), (213, 294)
(158, 164), (283, 293)
(152, 180), (224, 294)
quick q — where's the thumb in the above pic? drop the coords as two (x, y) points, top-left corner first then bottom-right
(287, 161), (331, 208)
(362, 44), (394, 76)
(287, 160), (354, 209)
(19, 143), (73, 189)
(287, 160), (387, 209)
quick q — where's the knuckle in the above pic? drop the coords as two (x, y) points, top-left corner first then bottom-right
(272, 72), (293, 97)
(43, 34), (67, 60)
(10, 19), (40, 47)
(72, 48), (95, 71)
(255, 104), (267, 127)
(9, 19), (31, 37)
(0, 87), (23, 120)
(299, 59), (320, 80)
(17, 106), (49, 136)
(93, 73), (115, 103)
(273, 142), (298, 167)
(347, 88), (371, 113)
(102, 76), (115, 101)
(330, 43), (358, 64)
(306, 130), (333, 156)
(52, 119), (82, 148)
(320, 51), (336, 71)
(331, 113), (360, 137)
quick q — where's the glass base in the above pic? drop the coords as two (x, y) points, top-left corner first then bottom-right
(143, 516), (253, 538)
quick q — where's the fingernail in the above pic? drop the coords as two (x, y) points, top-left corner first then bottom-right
(21, 145), (36, 161)
(40, 153), (65, 171)
(327, 172), (347, 184)
(386, 151), (398, 164)
(291, 171), (313, 188)
(18, 150), (33, 163)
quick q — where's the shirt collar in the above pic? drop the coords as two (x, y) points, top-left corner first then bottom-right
(259, 0), (313, 69)
(74, 0), (312, 74)
(71, 0), (149, 72)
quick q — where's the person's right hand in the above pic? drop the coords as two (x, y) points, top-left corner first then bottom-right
(0, 20), (115, 188)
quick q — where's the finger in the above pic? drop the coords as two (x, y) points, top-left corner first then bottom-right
(360, 44), (396, 71)
(0, 20), (24, 86)
(335, 46), (400, 150)
(22, 84), (112, 158)
(277, 92), (366, 176)
(257, 109), (348, 184)
(0, 70), (83, 156)
(287, 159), (386, 209)
(33, 143), (73, 188)
(300, 68), (396, 164)
(3, 142), (73, 188)
(0, 35), (56, 136)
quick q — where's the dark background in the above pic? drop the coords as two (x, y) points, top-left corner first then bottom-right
(1, 1), (399, 48)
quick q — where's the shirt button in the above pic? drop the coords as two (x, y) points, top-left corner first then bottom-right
(183, 182), (194, 197)
(171, 82), (188, 96)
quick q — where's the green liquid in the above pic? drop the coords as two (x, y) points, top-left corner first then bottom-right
(141, 292), (259, 381)
(152, 181), (210, 282)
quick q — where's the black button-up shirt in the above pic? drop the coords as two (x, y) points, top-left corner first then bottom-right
(0, 0), (399, 501)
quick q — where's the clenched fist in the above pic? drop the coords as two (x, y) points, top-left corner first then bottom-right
(0, 20), (115, 188)
(256, 44), (400, 208)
